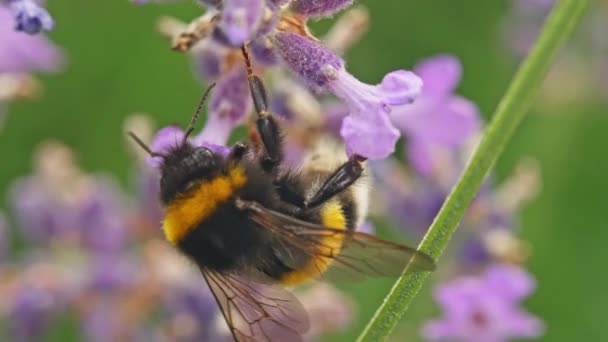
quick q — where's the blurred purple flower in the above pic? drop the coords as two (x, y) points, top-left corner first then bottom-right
(79, 179), (128, 254)
(390, 55), (481, 176)
(423, 263), (544, 342)
(250, 36), (279, 66)
(147, 125), (185, 167)
(10, 175), (75, 243)
(272, 31), (422, 159)
(290, 0), (353, 18)
(87, 254), (135, 292)
(8, 283), (62, 341)
(146, 123), (232, 169)
(0, 212), (8, 258)
(215, 0), (265, 46)
(134, 164), (164, 229)
(371, 159), (445, 236)
(193, 66), (252, 146)
(163, 284), (227, 342)
(193, 42), (227, 82)
(0, 5), (63, 73)
(7, 0), (54, 34)
(82, 304), (125, 342)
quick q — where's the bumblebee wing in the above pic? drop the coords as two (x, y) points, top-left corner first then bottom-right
(201, 268), (309, 342)
(235, 199), (435, 282)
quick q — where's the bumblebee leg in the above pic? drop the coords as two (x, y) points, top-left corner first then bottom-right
(305, 154), (367, 209)
(274, 177), (306, 209)
(241, 45), (283, 174)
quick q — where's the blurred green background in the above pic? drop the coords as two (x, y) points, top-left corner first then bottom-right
(0, 0), (605, 341)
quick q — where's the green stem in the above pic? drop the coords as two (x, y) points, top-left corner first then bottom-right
(357, 0), (588, 340)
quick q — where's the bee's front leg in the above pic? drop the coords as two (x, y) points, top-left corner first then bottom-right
(241, 45), (284, 175)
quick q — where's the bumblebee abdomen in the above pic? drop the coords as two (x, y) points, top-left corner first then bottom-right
(278, 199), (348, 286)
(178, 203), (262, 271)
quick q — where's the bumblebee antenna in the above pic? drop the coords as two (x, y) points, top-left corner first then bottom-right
(182, 82), (217, 144)
(128, 131), (166, 158)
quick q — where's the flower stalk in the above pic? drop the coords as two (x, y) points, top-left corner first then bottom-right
(357, 0), (589, 340)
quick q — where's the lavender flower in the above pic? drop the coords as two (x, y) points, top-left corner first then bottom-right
(423, 263), (544, 342)
(272, 31), (422, 159)
(8, 279), (65, 341)
(290, 0), (353, 18)
(78, 178), (128, 255)
(215, 0), (265, 46)
(163, 283), (226, 342)
(7, 0), (54, 34)
(87, 254), (135, 292)
(390, 55), (481, 176)
(193, 66), (252, 146)
(10, 142), (128, 250)
(82, 304), (128, 342)
(0, 5), (63, 73)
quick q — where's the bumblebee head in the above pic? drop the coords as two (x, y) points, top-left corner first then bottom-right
(157, 143), (222, 204)
(128, 83), (220, 204)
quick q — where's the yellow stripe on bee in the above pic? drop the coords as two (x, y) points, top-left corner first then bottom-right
(162, 167), (247, 245)
(280, 200), (346, 286)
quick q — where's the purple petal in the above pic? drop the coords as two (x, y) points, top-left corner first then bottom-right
(201, 142), (231, 157)
(271, 31), (343, 87)
(484, 264), (536, 301)
(217, 0), (265, 46)
(508, 310), (545, 338)
(250, 37), (279, 66)
(193, 42), (226, 81)
(406, 139), (435, 177)
(379, 70), (423, 105)
(193, 66), (251, 146)
(393, 95), (480, 175)
(9, 0), (55, 34)
(424, 264), (544, 341)
(9, 283), (61, 341)
(0, 6), (64, 73)
(327, 68), (421, 159)
(147, 126), (184, 167)
(414, 54), (462, 96)
(391, 56), (479, 145)
(290, 0), (353, 18)
(340, 107), (400, 159)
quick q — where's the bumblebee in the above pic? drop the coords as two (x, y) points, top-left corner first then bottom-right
(129, 46), (435, 342)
